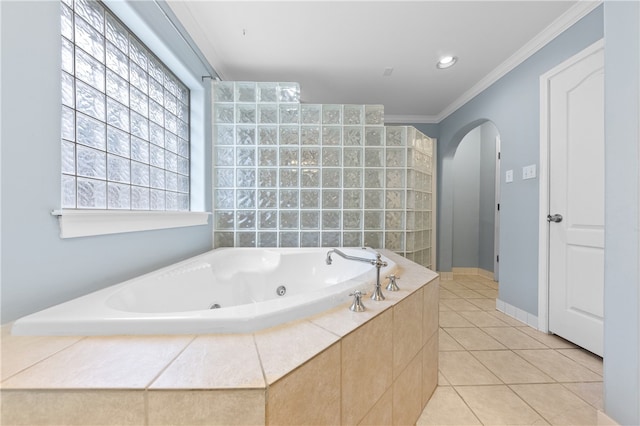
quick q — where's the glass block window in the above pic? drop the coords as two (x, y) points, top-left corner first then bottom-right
(60, 0), (190, 210)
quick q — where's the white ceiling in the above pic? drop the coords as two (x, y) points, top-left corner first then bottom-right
(167, 1), (599, 123)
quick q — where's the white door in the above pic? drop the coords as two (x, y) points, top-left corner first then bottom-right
(548, 45), (604, 356)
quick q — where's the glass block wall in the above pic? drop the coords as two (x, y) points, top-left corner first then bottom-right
(212, 81), (435, 269)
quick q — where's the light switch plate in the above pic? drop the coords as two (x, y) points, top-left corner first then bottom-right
(506, 170), (513, 183)
(523, 164), (537, 180)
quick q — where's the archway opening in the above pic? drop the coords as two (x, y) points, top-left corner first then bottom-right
(451, 121), (500, 280)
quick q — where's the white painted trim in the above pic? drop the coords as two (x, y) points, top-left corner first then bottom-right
(386, 1), (602, 125)
(494, 135), (501, 282)
(537, 39), (605, 333)
(52, 209), (211, 238)
(496, 298), (539, 329)
(432, 138), (438, 271)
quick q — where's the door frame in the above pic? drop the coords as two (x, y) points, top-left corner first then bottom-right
(494, 135), (501, 282)
(537, 39), (604, 333)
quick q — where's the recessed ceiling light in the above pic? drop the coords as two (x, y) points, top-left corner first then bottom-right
(436, 56), (457, 69)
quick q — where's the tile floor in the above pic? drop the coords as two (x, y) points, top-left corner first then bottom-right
(416, 274), (603, 425)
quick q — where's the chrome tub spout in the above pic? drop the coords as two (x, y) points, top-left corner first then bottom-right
(326, 248), (388, 301)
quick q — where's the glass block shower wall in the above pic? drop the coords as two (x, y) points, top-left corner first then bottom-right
(212, 81), (435, 269)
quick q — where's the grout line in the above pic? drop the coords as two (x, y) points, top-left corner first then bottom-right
(0, 335), (88, 384)
(427, 272), (603, 424)
(144, 335), (197, 389)
(251, 333), (269, 424)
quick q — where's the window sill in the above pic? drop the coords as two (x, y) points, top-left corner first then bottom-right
(51, 209), (211, 239)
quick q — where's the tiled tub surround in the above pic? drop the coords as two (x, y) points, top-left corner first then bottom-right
(213, 81), (435, 270)
(0, 252), (439, 426)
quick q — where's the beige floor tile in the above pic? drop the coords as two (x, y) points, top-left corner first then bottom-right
(439, 289), (459, 299)
(438, 372), (450, 386)
(438, 329), (464, 351)
(488, 311), (527, 327)
(556, 348), (603, 375)
(511, 383), (597, 425)
(563, 382), (603, 410)
(447, 288), (486, 299)
(467, 298), (498, 311)
(417, 272), (604, 426)
(440, 298), (482, 312)
(456, 385), (547, 425)
(515, 350), (603, 382)
(517, 327), (578, 349)
(438, 351), (501, 385)
(440, 281), (470, 292)
(481, 327), (548, 349)
(416, 387), (481, 425)
(459, 311), (510, 327)
(471, 350), (554, 384)
(474, 288), (498, 298)
(439, 302), (452, 311)
(484, 281), (499, 290)
(439, 311), (475, 328)
(444, 327), (506, 351)
(457, 281), (494, 290)
(453, 275), (483, 283)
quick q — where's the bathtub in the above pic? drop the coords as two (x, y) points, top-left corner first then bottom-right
(11, 247), (397, 336)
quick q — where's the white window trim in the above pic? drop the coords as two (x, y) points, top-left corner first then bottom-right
(53, 1), (213, 239)
(51, 209), (210, 239)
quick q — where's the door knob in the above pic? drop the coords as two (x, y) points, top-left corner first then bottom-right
(547, 214), (563, 223)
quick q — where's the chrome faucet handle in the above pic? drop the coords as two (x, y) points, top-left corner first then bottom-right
(349, 290), (367, 312)
(386, 274), (400, 291)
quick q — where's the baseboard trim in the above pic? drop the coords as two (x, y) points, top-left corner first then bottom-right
(597, 411), (619, 426)
(438, 271), (454, 281)
(451, 267), (495, 280)
(439, 269), (495, 281)
(496, 298), (539, 329)
(478, 269), (494, 280)
(452, 267), (479, 275)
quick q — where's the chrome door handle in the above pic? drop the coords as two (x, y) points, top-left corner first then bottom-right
(547, 214), (563, 223)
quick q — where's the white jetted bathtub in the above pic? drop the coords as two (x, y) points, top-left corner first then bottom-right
(12, 247), (397, 336)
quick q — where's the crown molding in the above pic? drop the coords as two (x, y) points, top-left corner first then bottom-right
(436, 0), (603, 123)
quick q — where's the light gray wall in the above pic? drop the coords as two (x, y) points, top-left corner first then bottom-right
(436, 6), (603, 314)
(0, 1), (213, 323)
(603, 1), (640, 424)
(452, 126), (481, 267)
(450, 122), (496, 271)
(479, 122), (497, 272)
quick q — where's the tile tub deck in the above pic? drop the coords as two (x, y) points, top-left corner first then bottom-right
(0, 250), (439, 425)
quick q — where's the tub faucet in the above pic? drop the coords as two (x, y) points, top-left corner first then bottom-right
(325, 248), (388, 301)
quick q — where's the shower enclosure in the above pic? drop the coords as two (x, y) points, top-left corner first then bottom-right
(212, 81), (436, 270)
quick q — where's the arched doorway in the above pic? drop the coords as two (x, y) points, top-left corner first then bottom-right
(451, 121), (500, 280)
